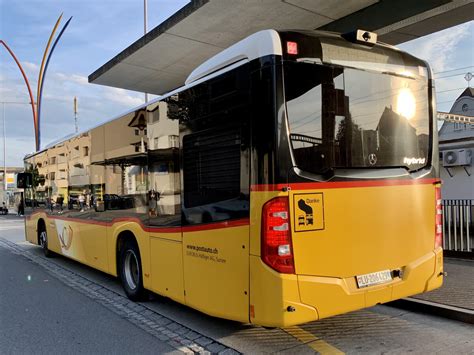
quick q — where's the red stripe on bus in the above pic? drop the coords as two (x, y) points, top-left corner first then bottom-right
(180, 218), (250, 232)
(25, 212), (249, 233)
(250, 178), (440, 191)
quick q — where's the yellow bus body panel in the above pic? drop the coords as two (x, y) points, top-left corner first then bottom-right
(297, 248), (442, 320)
(25, 213), (38, 244)
(26, 213), (110, 273)
(250, 255), (319, 327)
(79, 221), (108, 272)
(289, 184), (436, 278)
(249, 183), (443, 326)
(183, 224), (249, 323)
(150, 236), (185, 303)
(25, 213), (186, 303)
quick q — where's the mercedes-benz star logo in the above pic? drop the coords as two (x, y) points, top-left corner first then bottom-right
(368, 153), (377, 166)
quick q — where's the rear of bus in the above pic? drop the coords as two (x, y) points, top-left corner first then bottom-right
(250, 30), (443, 327)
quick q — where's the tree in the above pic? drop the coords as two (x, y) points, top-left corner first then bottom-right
(335, 116), (362, 166)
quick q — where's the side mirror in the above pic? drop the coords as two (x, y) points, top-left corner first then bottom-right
(17, 173), (33, 188)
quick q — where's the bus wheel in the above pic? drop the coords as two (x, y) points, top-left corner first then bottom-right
(39, 227), (53, 258)
(120, 239), (146, 301)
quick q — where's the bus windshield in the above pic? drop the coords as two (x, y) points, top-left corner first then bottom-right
(284, 61), (430, 174)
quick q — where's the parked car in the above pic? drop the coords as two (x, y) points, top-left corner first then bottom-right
(103, 194), (135, 210)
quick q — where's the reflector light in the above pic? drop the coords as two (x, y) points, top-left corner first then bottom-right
(435, 186), (443, 249)
(286, 41), (298, 55)
(273, 223), (289, 231)
(261, 197), (295, 274)
(278, 244), (291, 256)
(273, 211), (288, 219)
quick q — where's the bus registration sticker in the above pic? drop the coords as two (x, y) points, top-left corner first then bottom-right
(293, 193), (324, 232)
(356, 270), (392, 288)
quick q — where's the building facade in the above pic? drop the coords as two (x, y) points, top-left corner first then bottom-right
(0, 167), (23, 207)
(438, 87), (474, 200)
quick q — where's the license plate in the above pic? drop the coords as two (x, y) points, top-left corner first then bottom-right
(356, 270), (392, 288)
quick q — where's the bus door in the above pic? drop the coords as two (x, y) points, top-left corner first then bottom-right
(179, 63), (252, 322)
(181, 123), (250, 322)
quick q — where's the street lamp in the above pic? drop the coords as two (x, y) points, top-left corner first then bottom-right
(2, 103), (5, 195)
(144, 0), (148, 104)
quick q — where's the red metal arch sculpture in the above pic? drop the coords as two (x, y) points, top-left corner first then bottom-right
(0, 40), (38, 150)
(1, 13), (72, 152)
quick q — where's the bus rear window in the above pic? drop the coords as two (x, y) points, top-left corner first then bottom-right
(283, 62), (430, 174)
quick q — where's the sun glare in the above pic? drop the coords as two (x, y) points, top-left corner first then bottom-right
(396, 88), (416, 119)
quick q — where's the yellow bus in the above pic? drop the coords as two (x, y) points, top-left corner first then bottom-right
(22, 29), (443, 327)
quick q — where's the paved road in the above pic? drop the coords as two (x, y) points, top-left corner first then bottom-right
(1, 215), (473, 354)
(0, 247), (178, 354)
(0, 215), (25, 243)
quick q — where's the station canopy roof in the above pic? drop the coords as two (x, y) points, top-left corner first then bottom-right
(88, 0), (474, 96)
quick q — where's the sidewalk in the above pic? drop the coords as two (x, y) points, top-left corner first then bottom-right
(413, 258), (474, 310)
(391, 257), (474, 323)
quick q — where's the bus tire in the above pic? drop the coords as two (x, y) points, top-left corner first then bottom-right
(119, 239), (146, 301)
(38, 224), (53, 258)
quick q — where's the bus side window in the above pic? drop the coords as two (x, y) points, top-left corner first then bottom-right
(183, 126), (244, 225)
(181, 65), (250, 225)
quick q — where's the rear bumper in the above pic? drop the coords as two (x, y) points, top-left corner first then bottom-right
(298, 248), (443, 320)
(250, 248), (443, 327)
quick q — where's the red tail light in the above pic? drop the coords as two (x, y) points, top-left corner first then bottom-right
(261, 197), (295, 274)
(286, 41), (298, 55)
(435, 186), (443, 249)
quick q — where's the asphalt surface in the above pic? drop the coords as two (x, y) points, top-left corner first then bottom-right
(0, 247), (178, 354)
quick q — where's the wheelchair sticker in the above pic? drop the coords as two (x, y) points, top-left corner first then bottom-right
(293, 193), (324, 232)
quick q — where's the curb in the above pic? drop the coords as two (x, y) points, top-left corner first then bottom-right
(388, 298), (474, 324)
(444, 251), (474, 260)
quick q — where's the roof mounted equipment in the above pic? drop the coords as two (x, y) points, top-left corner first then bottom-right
(342, 29), (377, 46)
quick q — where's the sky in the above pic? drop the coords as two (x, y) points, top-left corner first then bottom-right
(0, 0), (473, 167)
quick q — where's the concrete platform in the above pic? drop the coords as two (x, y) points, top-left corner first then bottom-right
(389, 258), (474, 324)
